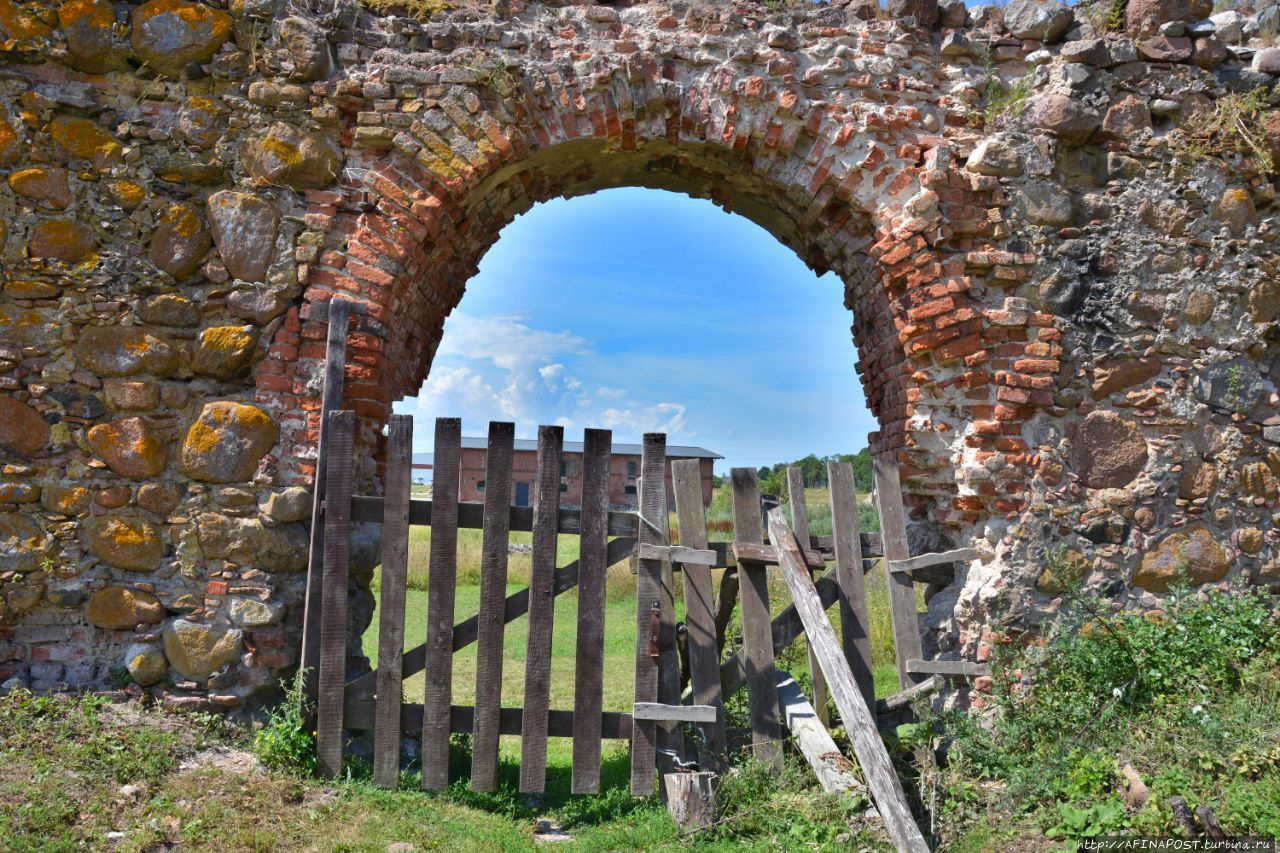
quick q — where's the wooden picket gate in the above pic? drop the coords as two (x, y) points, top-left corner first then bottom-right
(300, 300), (984, 835)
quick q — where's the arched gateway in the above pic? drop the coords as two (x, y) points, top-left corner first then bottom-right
(0, 0), (1276, 706)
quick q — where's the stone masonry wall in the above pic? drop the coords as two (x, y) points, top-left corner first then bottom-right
(0, 0), (1276, 706)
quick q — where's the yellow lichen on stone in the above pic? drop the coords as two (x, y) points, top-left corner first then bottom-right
(28, 220), (97, 264)
(50, 115), (123, 169)
(0, 114), (21, 165)
(105, 178), (145, 210)
(131, 0), (231, 76)
(3, 280), (59, 298)
(0, 0), (53, 45)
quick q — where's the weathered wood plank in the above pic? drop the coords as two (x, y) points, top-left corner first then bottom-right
(775, 671), (864, 796)
(471, 422), (515, 792)
(671, 459), (727, 774)
(346, 699), (632, 739)
(730, 541), (825, 569)
(630, 435), (666, 797)
(654, 480), (686, 775)
(787, 467), (828, 728)
(877, 675), (943, 716)
(421, 418), (461, 791)
(519, 426), (563, 794)
(730, 467), (782, 771)
(768, 508), (929, 853)
(350, 496), (638, 537)
(638, 543), (717, 565)
(316, 409), (354, 780)
(572, 429), (611, 795)
(348, 536), (637, 701)
(888, 547), (981, 574)
(873, 453), (925, 690)
(373, 414), (412, 790)
(301, 298), (351, 707)
(828, 460), (875, 719)
(664, 772), (718, 832)
(633, 703), (718, 723)
(905, 659), (991, 677)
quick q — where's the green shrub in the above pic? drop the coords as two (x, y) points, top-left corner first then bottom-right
(251, 669), (316, 776)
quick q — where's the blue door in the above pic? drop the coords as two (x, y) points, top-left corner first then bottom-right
(515, 482), (530, 507)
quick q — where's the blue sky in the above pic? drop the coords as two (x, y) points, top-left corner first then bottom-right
(393, 187), (879, 473)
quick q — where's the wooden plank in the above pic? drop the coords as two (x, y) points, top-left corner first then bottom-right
(348, 536), (637, 701)
(373, 414), (412, 789)
(828, 460), (875, 719)
(670, 459), (727, 774)
(775, 671), (864, 795)
(421, 418), (461, 791)
(873, 453), (925, 690)
(767, 508), (929, 853)
(519, 426), (563, 794)
(350, 496), (637, 537)
(345, 699), (632, 739)
(787, 467), (828, 728)
(905, 659), (991, 677)
(301, 298), (351, 706)
(630, 434), (666, 797)
(888, 547), (981, 574)
(316, 409), (354, 780)
(638, 543), (717, 565)
(729, 467), (782, 771)
(471, 422), (515, 792)
(877, 675), (943, 716)
(654, 480), (685, 775)
(730, 541), (824, 569)
(572, 428), (611, 795)
(633, 703), (718, 723)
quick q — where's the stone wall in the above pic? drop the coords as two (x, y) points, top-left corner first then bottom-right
(0, 0), (1276, 706)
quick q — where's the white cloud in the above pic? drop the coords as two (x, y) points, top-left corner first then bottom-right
(438, 314), (590, 371)
(601, 402), (690, 437)
(597, 386), (627, 399)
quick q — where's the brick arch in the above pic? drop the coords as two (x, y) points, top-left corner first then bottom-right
(258, 22), (1036, 542)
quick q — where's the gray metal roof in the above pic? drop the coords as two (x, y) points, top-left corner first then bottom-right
(413, 438), (722, 464)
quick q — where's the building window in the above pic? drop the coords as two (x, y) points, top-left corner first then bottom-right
(477, 480), (485, 492)
(560, 460), (567, 477)
(560, 483), (568, 492)
(627, 461), (637, 479)
(624, 485), (637, 496)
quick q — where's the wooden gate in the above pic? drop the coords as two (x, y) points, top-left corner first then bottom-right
(300, 299), (983, 823)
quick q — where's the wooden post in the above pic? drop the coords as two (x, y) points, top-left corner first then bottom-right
(520, 425), (564, 793)
(421, 418), (461, 791)
(572, 428), (612, 794)
(729, 467), (782, 771)
(654, 485), (686, 776)
(872, 451), (925, 690)
(316, 409), (354, 780)
(663, 772), (718, 831)
(775, 671), (865, 796)
(373, 414), (412, 789)
(768, 508), (929, 853)
(786, 467), (828, 726)
(631, 434), (666, 796)
(828, 460), (875, 718)
(671, 460), (728, 773)
(471, 422), (515, 792)
(301, 298), (351, 707)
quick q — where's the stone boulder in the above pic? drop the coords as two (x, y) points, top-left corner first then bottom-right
(0, 397), (50, 458)
(86, 587), (164, 630)
(41, 482), (91, 515)
(74, 326), (178, 377)
(86, 514), (164, 571)
(243, 123), (341, 191)
(50, 115), (123, 169)
(191, 326), (257, 379)
(1137, 35), (1193, 61)
(1193, 358), (1264, 414)
(196, 512), (309, 571)
(1101, 95), (1153, 141)
(886, 0), (939, 25)
(139, 293), (200, 327)
(176, 96), (224, 150)
(1025, 94), (1100, 144)
(86, 417), (167, 479)
(1004, 0), (1073, 42)
(59, 0), (130, 73)
(1178, 458), (1217, 500)
(0, 513), (47, 573)
(261, 487), (311, 523)
(206, 191), (278, 282)
(966, 136), (1023, 176)
(180, 401), (278, 483)
(28, 220), (97, 264)
(9, 167), (74, 209)
(1134, 525), (1229, 592)
(279, 16), (330, 81)
(1092, 356), (1161, 397)
(228, 597), (284, 628)
(124, 643), (167, 686)
(150, 203), (211, 279)
(1015, 181), (1075, 226)
(1068, 411), (1149, 489)
(227, 289), (287, 324)
(1125, 0), (1212, 36)
(162, 618), (242, 681)
(130, 0), (232, 76)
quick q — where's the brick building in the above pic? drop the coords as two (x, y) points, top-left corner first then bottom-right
(418, 438), (721, 509)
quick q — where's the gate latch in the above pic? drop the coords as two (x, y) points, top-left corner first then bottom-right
(648, 601), (661, 659)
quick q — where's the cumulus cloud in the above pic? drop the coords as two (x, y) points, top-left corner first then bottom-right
(601, 402), (690, 437)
